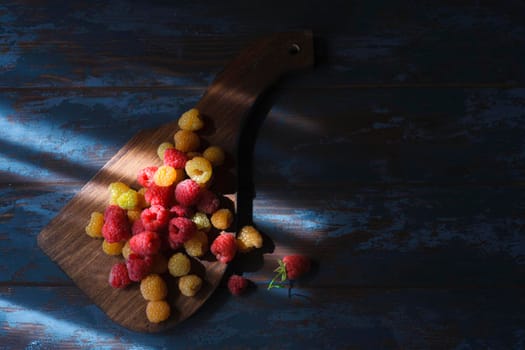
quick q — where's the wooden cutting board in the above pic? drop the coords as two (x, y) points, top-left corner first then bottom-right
(37, 31), (314, 332)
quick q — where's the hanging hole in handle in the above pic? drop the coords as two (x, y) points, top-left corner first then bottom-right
(288, 43), (301, 55)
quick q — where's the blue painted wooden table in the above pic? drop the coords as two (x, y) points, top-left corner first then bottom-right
(1, 1), (525, 348)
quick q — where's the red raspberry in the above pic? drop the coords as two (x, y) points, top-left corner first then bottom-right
(210, 233), (237, 263)
(129, 231), (161, 256)
(164, 148), (188, 169)
(137, 166), (158, 188)
(140, 205), (169, 231)
(145, 183), (174, 208)
(169, 204), (195, 218)
(126, 253), (153, 282)
(227, 275), (249, 296)
(174, 179), (201, 207)
(168, 217), (196, 249)
(132, 218), (145, 235)
(109, 262), (131, 288)
(102, 205), (131, 243)
(282, 255), (311, 280)
(195, 189), (220, 214)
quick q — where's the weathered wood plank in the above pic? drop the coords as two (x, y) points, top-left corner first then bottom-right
(1, 87), (524, 185)
(1, 0), (524, 88)
(1, 285), (524, 349)
(2, 182), (524, 287)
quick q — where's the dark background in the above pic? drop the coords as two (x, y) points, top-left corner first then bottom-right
(1, 0), (524, 348)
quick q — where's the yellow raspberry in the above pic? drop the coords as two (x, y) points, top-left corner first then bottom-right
(140, 274), (168, 301)
(109, 182), (130, 205)
(117, 189), (139, 210)
(153, 165), (178, 187)
(146, 300), (170, 323)
(121, 240), (133, 260)
(137, 188), (148, 208)
(168, 253), (191, 277)
(150, 253), (168, 274)
(102, 239), (125, 256)
(178, 274), (202, 297)
(85, 212), (104, 238)
(210, 208), (233, 230)
(236, 225), (263, 253)
(174, 130), (200, 153)
(191, 212), (211, 232)
(157, 141), (174, 160)
(127, 209), (141, 222)
(178, 108), (204, 131)
(185, 156), (213, 185)
(203, 146), (225, 167)
(184, 231), (208, 257)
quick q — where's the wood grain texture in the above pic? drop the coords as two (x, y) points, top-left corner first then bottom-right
(36, 31), (314, 332)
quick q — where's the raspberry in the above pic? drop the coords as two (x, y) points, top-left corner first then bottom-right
(168, 217), (196, 249)
(117, 189), (139, 210)
(184, 157), (213, 185)
(178, 108), (204, 131)
(102, 205), (131, 243)
(195, 189), (220, 214)
(141, 205), (169, 232)
(129, 231), (161, 256)
(127, 209), (142, 222)
(132, 218), (145, 236)
(146, 300), (170, 323)
(109, 262), (131, 289)
(150, 253), (168, 274)
(126, 253), (153, 282)
(122, 240), (133, 260)
(137, 166), (158, 188)
(210, 208), (233, 230)
(168, 252), (191, 277)
(109, 182), (130, 205)
(175, 179), (201, 207)
(140, 274), (168, 301)
(228, 275), (249, 296)
(164, 148), (188, 169)
(210, 232), (237, 263)
(154, 165), (184, 187)
(203, 146), (225, 167)
(184, 230), (208, 257)
(145, 184), (174, 208)
(191, 212), (211, 232)
(174, 130), (200, 153)
(282, 255), (311, 280)
(102, 239), (125, 255)
(178, 274), (202, 297)
(236, 225), (263, 253)
(169, 204), (195, 218)
(85, 211), (104, 238)
(157, 142), (174, 160)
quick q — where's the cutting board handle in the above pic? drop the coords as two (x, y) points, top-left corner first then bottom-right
(196, 31), (314, 154)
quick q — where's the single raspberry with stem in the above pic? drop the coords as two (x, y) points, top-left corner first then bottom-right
(268, 255), (311, 290)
